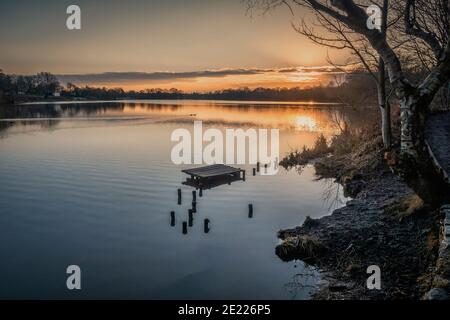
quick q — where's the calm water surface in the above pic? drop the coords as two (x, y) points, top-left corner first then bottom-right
(0, 100), (370, 299)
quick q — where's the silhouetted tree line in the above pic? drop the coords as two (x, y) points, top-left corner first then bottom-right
(0, 69), (61, 101)
(1, 69), (379, 104)
(62, 73), (378, 104)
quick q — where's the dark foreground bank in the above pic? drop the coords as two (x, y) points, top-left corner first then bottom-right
(277, 126), (447, 299)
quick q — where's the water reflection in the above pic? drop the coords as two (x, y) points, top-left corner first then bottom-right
(320, 179), (348, 211)
(284, 264), (321, 299)
(168, 162), (263, 239)
(294, 115), (318, 131)
(0, 100), (364, 299)
(171, 171), (251, 235)
(0, 100), (375, 139)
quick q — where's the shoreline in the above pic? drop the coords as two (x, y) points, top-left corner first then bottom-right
(276, 145), (443, 299)
(8, 96), (377, 108)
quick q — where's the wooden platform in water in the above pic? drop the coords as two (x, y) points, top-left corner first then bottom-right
(182, 164), (243, 179)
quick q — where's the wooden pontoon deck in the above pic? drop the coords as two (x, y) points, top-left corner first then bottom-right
(182, 164), (243, 179)
(182, 175), (243, 190)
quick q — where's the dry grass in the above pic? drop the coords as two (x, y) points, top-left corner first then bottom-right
(389, 194), (425, 222)
(432, 276), (450, 288)
(426, 233), (440, 251)
(278, 235), (328, 261)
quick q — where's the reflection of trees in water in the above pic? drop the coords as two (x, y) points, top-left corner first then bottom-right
(133, 102), (377, 133)
(324, 107), (378, 133)
(0, 121), (12, 137)
(1, 104), (63, 135)
(0, 102), (378, 139)
(284, 264), (320, 299)
(0, 103), (125, 135)
(280, 165), (347, 212)
(0, 119), (61, 138)
(1, 102), (126, 119)
(320, 178), (347, 212)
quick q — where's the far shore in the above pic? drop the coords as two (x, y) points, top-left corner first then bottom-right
(5, 95), (379, 109)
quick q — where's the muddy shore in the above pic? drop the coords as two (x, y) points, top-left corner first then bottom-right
(277, 140), (442, 299)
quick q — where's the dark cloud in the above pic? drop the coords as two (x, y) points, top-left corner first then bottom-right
(55, 66), (347, 87)
(277, 68), (299, 73)
(57, 68), (272, 84)
(276, 66), (344, 74)
(298, 66), (343, 73)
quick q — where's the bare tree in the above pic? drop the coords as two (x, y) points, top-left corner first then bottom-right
(292, 0), (393, 147)
(390, 0), (450, 110)
(247, 0), (450, 202)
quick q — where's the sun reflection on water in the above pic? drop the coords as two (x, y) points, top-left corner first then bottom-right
(293, 115), (318, 131)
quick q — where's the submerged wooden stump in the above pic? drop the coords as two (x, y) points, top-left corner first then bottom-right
(204, 218), (210, 233)
(177, 188), (182, 205)
(170, 211), (175, 227)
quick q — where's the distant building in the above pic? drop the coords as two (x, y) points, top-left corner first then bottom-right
(53, 92), (61, 97)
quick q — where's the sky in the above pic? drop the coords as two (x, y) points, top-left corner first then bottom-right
(0, 0), (349, 91)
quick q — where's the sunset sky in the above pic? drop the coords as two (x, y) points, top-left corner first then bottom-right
(0, 0), (350, 91)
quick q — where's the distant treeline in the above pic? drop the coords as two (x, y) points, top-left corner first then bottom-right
(62, 72), (377, 104)
(0, 70), (61, 99)
(1, 69), (378, 105)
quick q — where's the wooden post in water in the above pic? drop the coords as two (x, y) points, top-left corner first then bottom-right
(192, 190), (196, 201)
(182, 221), (188, 234)
(170, 211), (175, 227)
(253, 168), (256, 176)
(248, 204), (253, 218)
(257, 162), (260, 172)
(188, 209), (193, 220)
(177, 188), (182, 205)
(264, 164), (268, 175)
(242, 170), (246, 181)
(188, 209), (193, 227)
(204, 219), (210, 233)
(192, 201), (197, 213)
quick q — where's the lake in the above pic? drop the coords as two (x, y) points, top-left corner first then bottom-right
(0, 100), (370, 299)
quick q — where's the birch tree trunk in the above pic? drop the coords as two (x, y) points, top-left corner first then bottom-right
(378, 57), (391, 148)
(399, 96), (421, 157)
(378, 0), (392, 149)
